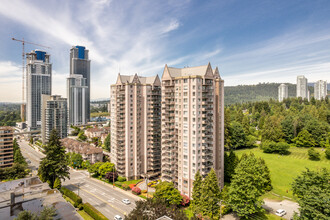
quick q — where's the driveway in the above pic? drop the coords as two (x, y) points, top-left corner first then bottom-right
(263, 199), (299, 219)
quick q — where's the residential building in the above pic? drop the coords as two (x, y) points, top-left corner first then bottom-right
(61, 138), (103, 164)
(41, 95), (68, 144)
(314, 80), (327, 100)
(26, 50), (52, 131)
(0, 127), (14, 168)
(161, 63), (224, 197)
(67, 46), (91, 126)
(296, 75), (308, 100)
(110, 74), (161, 180)
(278, 84), (288, 102)
(84, 127), (109, 140)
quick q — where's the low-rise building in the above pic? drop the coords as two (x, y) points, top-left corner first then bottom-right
(0, 126), (14, 168)
(61, 138), (103, 164)
(84, 127), (109, 140)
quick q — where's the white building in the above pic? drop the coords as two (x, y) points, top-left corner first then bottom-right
(278, 84), (288, 102)
(314, 80), (327, 100)
(26, 50), (52, 131)
(296, 75), (308, 100)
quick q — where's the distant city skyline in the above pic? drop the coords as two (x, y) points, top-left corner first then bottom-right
(0, 0), (330, 102)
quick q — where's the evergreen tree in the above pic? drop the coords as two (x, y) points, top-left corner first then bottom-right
(53, 177), (61, 189)
(104, 134), (111, 151)
(224, 151), (239, 183)
(293, 129), (316, 148)
(229, 121), (247, 150)
(14, 149), (26, 164)
(199, 169), (221, 219)
(38, 129), (70, 188)
(228, 153), (272, 218)
(191, 170), (202, 213)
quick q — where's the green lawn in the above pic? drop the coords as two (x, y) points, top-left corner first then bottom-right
(235, 146), (329, 201)
(78, 210), (94, 220)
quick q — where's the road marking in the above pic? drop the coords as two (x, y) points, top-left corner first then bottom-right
(72, 183), (127, 215)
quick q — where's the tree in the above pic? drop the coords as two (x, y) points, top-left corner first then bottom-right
(38, 129), (70, 189)
(53, 177), (61, 189)
(293, 129), (316, 148)
(291, 168), (329, 220)
(98, 162), (115, 177)
(262, 141), (290, 155)
(191, 170), (202, 213)
(14, 148), (26, 164)
(103, 134), (111, 151)
(281, 115), (295, 143)
(105, 171), (118, 183)
(68, 153), (83, 168)
(224, 151), (239, 183)
(154, 181), (182, 206)
(15, 206), (56, 220)
(325, 147), (330, 160)
(77, 131), (87, 141)
(199, 169), (221, 219)
(125, 198), (188, 220)
(307, 147), (320, 161)
(87, 162), (103, 176)
(228, 153), (272, 218)
(81, 160), (91, 169)
(261, 115), (284, 142)
(29, 137), (33, 144)
(229, 121), (247, 150)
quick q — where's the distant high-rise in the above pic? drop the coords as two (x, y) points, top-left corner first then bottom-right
(26, 50), (52, 131)
(161, 63), (224, 197)
(110, 74), (162, 180)
(0, 126), (14, 168)
(314, 80), (327, 100)
(296, 75), (308, 100)
(67, 46), (91, 125)
(278, 84), (288, 102)
(41, 95), (68, 143)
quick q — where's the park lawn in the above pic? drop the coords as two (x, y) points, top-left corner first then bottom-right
(235, 146), (329, 201)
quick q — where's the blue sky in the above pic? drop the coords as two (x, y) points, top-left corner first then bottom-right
(0, 0), (329, 102)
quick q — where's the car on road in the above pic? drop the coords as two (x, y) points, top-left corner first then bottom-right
(122, 199), (130, 205)
(114, 215), (123, 220)
(27, 160), (31, 164)
(275, 209), (286, 217)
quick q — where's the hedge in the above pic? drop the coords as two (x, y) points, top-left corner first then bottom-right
(61, 187), (82, 207)
(83, 202), (108, 220)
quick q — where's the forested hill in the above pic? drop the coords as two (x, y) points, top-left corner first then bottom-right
(225, 83), (302, 105)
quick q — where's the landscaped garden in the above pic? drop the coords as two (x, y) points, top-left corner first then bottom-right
(235, 146), (329, 200)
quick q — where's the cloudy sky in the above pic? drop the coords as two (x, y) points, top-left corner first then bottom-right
(0, 0), (330, 102)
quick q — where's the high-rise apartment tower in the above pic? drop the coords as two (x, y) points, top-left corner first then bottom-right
(278, 84), (288, 102)
(26, 50), (52, 131)
(0, 127), (14, 168)
(110, 74), (162, 180)
(314, 80), (327, 100)
(41, 95), (68, 143)
(296, 75), (308, 100)
(161, 63), (224, 197)
(67, 46), (90, 125)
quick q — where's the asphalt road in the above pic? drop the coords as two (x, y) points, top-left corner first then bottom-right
(18, 140), (138, 220)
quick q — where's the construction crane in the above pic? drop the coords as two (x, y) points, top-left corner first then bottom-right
(12, 37), (51, 122)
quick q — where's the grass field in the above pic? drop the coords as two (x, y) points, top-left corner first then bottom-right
(235, 146), (329, 201)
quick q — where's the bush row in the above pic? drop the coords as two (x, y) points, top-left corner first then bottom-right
(60, 187), (82, 207)
(83, 202), (108, 220)
(261, 141), (290, 155)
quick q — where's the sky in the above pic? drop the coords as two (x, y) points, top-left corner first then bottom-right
(0, 0), (330, 102)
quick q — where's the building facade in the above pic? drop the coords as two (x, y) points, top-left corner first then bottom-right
(161, 63), (224, 197)
(110, 74), (161, 180)
(278, 83), (288, 102)
(0, 127), (14, 168)
(67, 46), (91, 126)
(41, 95), (68, 143)
(314, 80), (327, 100)
(296, 75), (308, 100)
(26, 50), (52, 131)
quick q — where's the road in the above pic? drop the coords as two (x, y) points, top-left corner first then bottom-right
(18, 140), (138, 219)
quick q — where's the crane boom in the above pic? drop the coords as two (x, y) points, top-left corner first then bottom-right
(11, 37), (51, 122)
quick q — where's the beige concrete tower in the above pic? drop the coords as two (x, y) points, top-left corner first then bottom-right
(161, 63), (224, 197)
(110, 74), (161, 180)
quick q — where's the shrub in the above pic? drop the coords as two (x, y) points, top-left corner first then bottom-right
(132, 187), (141, 195)
(83, 203), (108, 220)
(141, 189), (147, 194)
(122, 184), (130, 191)
(262, 141), (290, 155)
(325, 147), (330, 160)
(60, 187), (82, 207)
(129, 183), (136, 189)
(181, 194), (190, 206)
(117, 176), (126, 182)
(308, 147), (320, 161)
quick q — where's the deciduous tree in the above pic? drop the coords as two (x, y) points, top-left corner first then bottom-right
(154, 181), (182, 206)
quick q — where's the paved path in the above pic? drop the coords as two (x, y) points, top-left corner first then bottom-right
(137, 180), (155, 192)
(263, 199), (299, 220)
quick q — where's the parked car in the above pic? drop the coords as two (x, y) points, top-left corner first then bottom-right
(114, 215), (123, 220)
(275, 209), (287, 217)
(122, 199), (130, 205)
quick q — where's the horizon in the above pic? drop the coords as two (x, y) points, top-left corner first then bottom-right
(1, 0), (330, 102)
